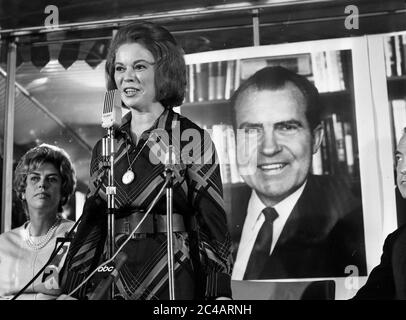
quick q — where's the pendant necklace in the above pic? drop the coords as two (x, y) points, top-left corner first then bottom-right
(122, 134), (153, 185)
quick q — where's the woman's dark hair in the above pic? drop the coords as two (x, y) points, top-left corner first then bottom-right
(230, 66), (322, 130)
(14, 143), (77, 214)
(105, 21), (186, 109)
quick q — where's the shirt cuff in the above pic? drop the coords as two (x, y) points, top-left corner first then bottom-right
(205, 272), (232, 299)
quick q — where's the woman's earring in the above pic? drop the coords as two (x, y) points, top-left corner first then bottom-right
(21, 194), (25, 200)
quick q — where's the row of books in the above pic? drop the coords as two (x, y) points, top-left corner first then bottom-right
(239, 54), (312, 80)
(184, 51), (346, 104)
(384, 34), (406, 78)
(241, 52), (345, 93)
(208, 124), (243, 184)
(312, 113), (355, 176)
(185, 60), (240, 104)
(310, 51), (346, 93)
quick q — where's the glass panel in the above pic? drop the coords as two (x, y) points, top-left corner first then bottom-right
(182, 47), (366, 299)
(0, 40), (5, 231)
(13, 39), (111, 223)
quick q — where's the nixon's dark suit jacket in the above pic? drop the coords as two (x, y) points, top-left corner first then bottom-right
(230, 174), (367, 279)
(353, 224), (406, 299)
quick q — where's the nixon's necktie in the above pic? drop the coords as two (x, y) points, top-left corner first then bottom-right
(244, 207), (279, 279)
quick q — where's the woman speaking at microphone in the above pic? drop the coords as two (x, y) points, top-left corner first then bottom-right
(60, 21), (233, 300)
(0, 144), (76, 299)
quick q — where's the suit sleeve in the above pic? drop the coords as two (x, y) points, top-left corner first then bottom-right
(352, 231), (396, 299)
(186, 129), (233, 299)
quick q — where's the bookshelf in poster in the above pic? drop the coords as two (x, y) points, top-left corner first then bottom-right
(184, 51), (353, 183)
(208, 124), (243, 184)
(310, 51), (346, 92)
(184, 51), (346, 104)
(313, 113), (355, 177)
(185, 61), (236, 104)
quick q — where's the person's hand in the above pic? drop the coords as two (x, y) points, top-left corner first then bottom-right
(56, 294), (77, 300)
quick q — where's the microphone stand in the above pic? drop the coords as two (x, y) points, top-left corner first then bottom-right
(165, 145), (175, 300)
(102, 127), (116, 300)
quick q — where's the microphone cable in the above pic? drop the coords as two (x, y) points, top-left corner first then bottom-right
(11, 213), (83, 300)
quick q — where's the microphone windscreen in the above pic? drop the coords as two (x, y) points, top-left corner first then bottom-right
(101, 89), (122, 129)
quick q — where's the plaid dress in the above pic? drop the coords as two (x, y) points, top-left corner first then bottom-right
(61, 109), (233, 300)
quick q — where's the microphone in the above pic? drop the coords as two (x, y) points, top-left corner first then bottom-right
(164, 145), (177, 171)
(87, 252), (127, 300)
(101, 89), (122, 166)
(101, 89), (122, 129)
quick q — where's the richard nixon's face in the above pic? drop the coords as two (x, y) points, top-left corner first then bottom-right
(235, 83), (322, 206)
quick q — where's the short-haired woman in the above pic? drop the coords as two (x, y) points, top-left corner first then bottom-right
(61, 21), (233, 300)
(0, 143), (76, 299)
